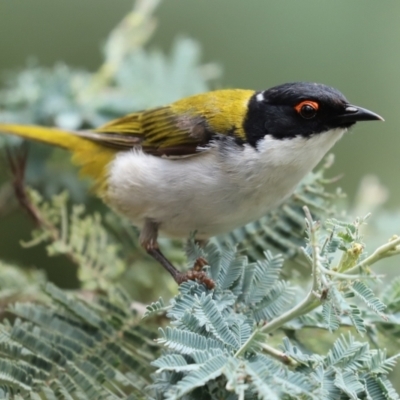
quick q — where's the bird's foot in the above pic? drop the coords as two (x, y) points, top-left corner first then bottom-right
(193, 257), (208, 271)
(144, 243), (215, 289)
(175, 257), (215, 290)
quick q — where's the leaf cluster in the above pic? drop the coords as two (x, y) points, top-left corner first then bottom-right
(147, 220), (400, 399)
(0, 282), (159, 399)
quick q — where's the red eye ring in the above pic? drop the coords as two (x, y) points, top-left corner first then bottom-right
(295, 100), (319, 119)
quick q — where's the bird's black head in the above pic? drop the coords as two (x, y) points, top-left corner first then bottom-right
(243, 82), (383, 147)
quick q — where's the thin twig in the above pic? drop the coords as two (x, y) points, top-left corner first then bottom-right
(6, 144), (42, 227)
(346, 236), (400, 275)
(273, 209), (320, 324)
(319, 265), (381, 280)
(6, 145), (81, 267)
(235, 207), (324, 357)
(259, 342), (298, 367)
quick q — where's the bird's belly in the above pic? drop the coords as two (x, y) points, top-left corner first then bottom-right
(156, 184), (282, 239)
(106, 151), (292, 238)
(105, 131), (343, 239)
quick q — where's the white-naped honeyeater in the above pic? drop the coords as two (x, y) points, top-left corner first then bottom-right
(0, 82), (383, 288)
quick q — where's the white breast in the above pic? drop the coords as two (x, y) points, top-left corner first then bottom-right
(106, 129), (345, 239)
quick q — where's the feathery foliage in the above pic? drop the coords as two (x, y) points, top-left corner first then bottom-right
(149, 218), (400, 399)
(0, 281), (160, 398)
(20, 189), (126, 291)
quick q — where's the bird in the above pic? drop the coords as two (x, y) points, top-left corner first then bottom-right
(0, 82), (383, 287)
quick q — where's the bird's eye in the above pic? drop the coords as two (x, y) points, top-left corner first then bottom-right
(295, 100), (319, 119)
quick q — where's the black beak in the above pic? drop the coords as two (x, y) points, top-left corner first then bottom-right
(336, 104), (384, 124)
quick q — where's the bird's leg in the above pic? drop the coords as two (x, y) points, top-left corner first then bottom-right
(140, 219), (215, 289)
(140, 219), (181, 280)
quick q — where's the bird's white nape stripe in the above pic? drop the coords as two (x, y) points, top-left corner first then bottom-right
(256, 92), (264, 102)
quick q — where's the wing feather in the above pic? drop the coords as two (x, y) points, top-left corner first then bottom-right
(85, 89), (254, 157)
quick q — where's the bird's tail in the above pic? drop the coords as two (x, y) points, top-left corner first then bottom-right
(0, 123), (115, 193)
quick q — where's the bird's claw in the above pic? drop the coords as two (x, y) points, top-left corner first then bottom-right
(193, 257), (208, 271)
(175, 257), (215, 289)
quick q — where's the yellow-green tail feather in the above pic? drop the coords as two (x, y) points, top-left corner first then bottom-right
(0, 123), (115, 194)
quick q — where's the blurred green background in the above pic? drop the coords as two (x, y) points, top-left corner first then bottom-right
(0, 0), (399, 286)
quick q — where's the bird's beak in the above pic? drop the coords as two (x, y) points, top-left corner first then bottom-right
(336, 105), (384, 124)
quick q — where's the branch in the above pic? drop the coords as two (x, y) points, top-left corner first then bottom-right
(235, 206), (324, 357)
(6, 146), (81, 267)
(259, 342), (298, 367)
(6, 145), (43, 227)
(346, 236), (400, 275)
